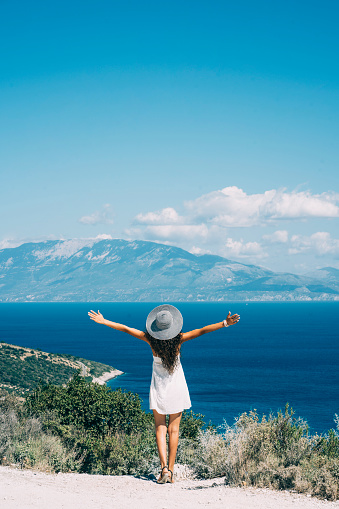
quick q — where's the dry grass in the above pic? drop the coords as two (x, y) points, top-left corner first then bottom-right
(0, 392), (80, 472)
(178, 405), (339, 500)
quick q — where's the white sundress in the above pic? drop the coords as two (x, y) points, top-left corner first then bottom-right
(149, 355), (191, 415)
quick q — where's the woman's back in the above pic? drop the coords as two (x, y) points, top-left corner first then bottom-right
(150, 352), (191, 415)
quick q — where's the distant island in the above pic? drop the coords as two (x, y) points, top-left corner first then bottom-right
(0, 342), (123, 395)
(0, 238), (338, 302)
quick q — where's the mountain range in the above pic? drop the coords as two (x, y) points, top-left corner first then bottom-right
(0, 238), (338, 302)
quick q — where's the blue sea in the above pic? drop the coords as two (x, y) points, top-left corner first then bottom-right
(0, 302), (338, 435)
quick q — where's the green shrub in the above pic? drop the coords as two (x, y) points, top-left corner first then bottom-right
(218, 406), (316, 491)
(78, 429), (157, 475)
(26, 373), (148, 436)
(176, 404), (339, 500)
(25, 375), (157, 475)
(0, 392), (80, 472)
(315, 429), (339, 459)
(180, 410), (206, 440)
(296, 455), (339, 500)
(179, 427), (228, 479)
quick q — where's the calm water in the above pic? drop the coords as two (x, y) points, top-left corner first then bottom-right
(0, 302), (338, 434)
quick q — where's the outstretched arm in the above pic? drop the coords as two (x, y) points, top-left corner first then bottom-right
(88, 310), (146, 340)
(181, 311), (240, 342)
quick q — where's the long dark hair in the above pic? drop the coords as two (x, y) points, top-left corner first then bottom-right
(145, 331), (182, 374)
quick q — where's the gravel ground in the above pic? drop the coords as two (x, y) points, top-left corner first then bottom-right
(1, 466), (339, 509)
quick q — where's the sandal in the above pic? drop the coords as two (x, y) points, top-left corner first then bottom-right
(157, 466), (170, 484)
(167, 469), (174, 483)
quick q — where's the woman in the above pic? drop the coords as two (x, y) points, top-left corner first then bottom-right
(88, 304), (240, 484)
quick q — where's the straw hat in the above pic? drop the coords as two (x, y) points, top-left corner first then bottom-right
(146, 304), (183, 340)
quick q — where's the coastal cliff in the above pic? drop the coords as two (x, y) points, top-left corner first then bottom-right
(0, 342), (123, 395)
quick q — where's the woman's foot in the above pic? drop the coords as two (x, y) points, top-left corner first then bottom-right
(157, 466), (170, 484)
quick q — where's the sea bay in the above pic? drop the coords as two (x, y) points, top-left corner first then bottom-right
(0, 302), (338, 434)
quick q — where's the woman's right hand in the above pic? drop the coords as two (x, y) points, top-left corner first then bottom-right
(88, 310), (105, 324)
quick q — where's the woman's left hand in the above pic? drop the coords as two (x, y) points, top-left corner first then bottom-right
(225, 311), (240, 326)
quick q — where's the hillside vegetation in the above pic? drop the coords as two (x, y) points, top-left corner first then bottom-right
(0, 342), (119, 395)
(0, 378), (338, 501)
(0, 344), (338, 500)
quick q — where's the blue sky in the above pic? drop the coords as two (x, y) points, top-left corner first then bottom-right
(1, 0), (338, 273)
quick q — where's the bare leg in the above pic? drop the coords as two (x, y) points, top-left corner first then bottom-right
(153, 410), (168, 479)
(167, 412), (182, 480)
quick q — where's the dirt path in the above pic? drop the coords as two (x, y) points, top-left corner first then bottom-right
(1, 466), (338, 509)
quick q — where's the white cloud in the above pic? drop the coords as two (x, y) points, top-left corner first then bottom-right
(0, 239), (24, 250)
(189, 246), (212, 255)
(144, 224), (209, 241)
(79, 204), (114, 225)
(95, 234), (113, 240)
(262, 230), (289, 243)
(289, 232), (339, 256)
(132, 188), (339, 247)
(185, 187), (339, 227)
(223, 238), (267, 259)
(124, 227), (143, 240)
(185, 186), (269, 227)
(127, 187), (339, 268)
(135, 207), (183, 225)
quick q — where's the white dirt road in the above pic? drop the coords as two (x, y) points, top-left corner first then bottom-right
(1, 466), (338, 509)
